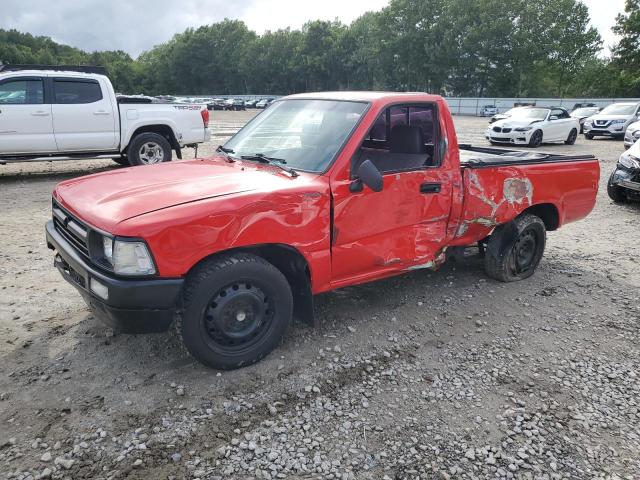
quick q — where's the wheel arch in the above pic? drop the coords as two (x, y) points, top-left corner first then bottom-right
(186, 244), (315, 326)
(521, 203), (560, 231)
(125, 124), (181, 158)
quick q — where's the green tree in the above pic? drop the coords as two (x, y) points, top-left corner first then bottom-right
(612, 0), (640, 95)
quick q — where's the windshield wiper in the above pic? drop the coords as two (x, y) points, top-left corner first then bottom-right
(240, 153), (299, 177)
(216, 145), (236, 162)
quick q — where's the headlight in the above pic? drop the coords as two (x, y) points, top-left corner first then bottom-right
(102, 237), (156, 276)
(515, 127), (533, 132)
(584, 120), (592, 127)
(619, 153), (640, 169)
(611, 119), (626, 125)
(632, 130), (640, 138)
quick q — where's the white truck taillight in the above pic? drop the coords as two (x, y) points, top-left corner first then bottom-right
(201, 109), (209, 128)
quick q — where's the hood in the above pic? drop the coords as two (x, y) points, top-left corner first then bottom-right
(54, 157), (303, 232)
(491, 118), (542, 129)
(589, 114), (633, 121)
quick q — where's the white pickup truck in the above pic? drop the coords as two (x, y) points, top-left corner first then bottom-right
(0, 65), (210, 166)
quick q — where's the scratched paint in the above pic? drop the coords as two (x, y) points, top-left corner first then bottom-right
(455, 170), (534, 239)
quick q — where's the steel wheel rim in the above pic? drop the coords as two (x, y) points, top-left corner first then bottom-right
(138, 142), (164, 164)
(509, 228), (540, 275)
(202, 281), (274, 353)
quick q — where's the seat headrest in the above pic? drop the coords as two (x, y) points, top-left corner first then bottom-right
(390, 125), (426, 154)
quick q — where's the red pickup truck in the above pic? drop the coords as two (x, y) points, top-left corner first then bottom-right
(46, 92), (600, 369)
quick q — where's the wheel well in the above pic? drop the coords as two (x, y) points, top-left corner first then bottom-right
(189, 245), (315, 326)
(521, 203), (559, 231)
(128, 125), (181, 157)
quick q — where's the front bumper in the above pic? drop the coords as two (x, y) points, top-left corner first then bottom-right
(485, 129), (532, 145)
(46, 220), (183, 333)
(610, 167), (640, 192)
(584, 124), (626, 138)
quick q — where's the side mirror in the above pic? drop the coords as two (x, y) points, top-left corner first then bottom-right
(549, 115), (559, 121)
(350, 159), (383, 193)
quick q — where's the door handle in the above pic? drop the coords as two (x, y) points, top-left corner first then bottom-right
(93, 110), (110, 115)
(420, 182), (441, 194)
(31, 111), (50, 116)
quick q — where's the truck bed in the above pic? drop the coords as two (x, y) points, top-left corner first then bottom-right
(458, 144), (595, 167)
(450, 144), (599, 246)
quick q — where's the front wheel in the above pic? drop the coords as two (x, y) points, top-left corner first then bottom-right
(565, 128), (578, 145)
(127, 132), (172, 166)
(528, 130), (543, 148)
(607, 171), (627, 203)
(484, 214), (546, 282)
(584, 133), (594, 140)
(176, 253), (293, 370)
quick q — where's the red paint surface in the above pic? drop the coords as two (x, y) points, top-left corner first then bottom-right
(53, 92), (600, 293)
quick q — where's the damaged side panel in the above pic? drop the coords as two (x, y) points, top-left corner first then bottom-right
(451, 167), (535, 245)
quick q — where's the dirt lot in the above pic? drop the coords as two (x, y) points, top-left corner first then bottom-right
(1, 112), (639, 480)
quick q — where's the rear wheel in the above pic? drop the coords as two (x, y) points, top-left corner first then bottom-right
(484, 214), (546, 282)
(565, 128), (578, 145)
(607, 171), (627, 203)
(127, 132), (172, 166)
(528, 130), (543, 148)
(176, 253), (293, 370)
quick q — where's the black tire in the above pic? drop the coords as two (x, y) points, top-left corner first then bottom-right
(484, 214), (546, 282)
(176, 253), (293, 370)
(528, 130), (543, 148)
(565, 128), (578, 145)
(112, 156), (129, 166)
(607, 171), (627, 203)
(127, 132), (172, 166)
(584, 133), (594, 140)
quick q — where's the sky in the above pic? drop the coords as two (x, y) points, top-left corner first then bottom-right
(0, 0), (626, 58)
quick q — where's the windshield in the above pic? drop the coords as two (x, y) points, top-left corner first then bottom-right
(600, 104), (638, 115)
(508, 108), (549, 120)
(572, 108), (598, 116)
(223, 99), (368, 173)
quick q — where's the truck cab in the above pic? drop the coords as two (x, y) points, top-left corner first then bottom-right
(46, 92), (599, 370)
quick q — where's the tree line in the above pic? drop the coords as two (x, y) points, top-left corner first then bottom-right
(1, 0), (639, 98)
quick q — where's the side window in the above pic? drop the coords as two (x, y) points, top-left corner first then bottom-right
(0, 79), (44, 104)
(53, 80), (103, 104)
(353, 104), (438, 176)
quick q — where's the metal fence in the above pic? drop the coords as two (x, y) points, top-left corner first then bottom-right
(444, 97), (640, 116)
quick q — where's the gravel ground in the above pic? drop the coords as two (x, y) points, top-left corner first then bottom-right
(1, 112), (639, 480)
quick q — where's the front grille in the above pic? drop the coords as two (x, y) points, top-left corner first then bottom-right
(52, 200), (90, 259)
(502, 128), (512, 133)
(493, 126), (502, 133)
(594, 120), (610, 127)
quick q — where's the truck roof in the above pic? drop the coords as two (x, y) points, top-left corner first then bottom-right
(282, 91), (442, 103)
(0, 69), (107, 79)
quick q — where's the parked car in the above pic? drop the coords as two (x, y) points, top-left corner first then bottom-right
(486, 106), (580, 147)
(608, 139), (640, 202)
(245, 99), (258, 108)
(256, 99), (269, 109)
(571, 102), (597, 111)
(207, 98), (226, 111)
(479, 105), (498, 117)
(489, 107), (516, 124)
(570, 106), (600, 133)
(0, 65), (210, 166)
(624, 121), (640, 149)
(583, 102), (640, 140)
(46, 91), (599, 369)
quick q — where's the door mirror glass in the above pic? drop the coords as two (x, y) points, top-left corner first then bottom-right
(357, 159), (383, 192)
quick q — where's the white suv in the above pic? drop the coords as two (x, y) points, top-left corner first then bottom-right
(583, 102), (640, 140)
